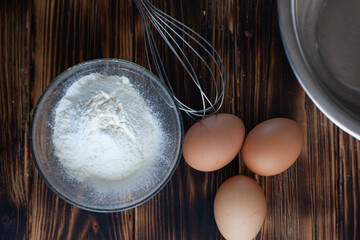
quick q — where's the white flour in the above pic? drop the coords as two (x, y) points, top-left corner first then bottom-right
(52, 73), (162, 181)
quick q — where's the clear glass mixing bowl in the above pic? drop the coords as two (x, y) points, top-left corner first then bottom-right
(30, 59), (183, 212)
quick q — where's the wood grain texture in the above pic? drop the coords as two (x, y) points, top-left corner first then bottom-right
(0, 1), (30, 239)
(29, 1), (134, 239)
(0, 0), (359, 239)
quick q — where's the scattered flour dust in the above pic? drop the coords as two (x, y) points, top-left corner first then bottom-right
(52, 73), (163, 181)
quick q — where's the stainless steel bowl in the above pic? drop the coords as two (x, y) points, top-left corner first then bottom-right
(278, 0), (360, 140)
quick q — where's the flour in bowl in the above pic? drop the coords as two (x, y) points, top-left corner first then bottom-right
(52, 73), (163, 181)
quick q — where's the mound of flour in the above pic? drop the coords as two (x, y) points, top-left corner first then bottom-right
(52, 73), (162, 181)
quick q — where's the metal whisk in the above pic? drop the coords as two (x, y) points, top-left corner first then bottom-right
(134, 0), (225, 118)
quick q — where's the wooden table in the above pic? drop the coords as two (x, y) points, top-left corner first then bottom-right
(1, 0), (359, 239)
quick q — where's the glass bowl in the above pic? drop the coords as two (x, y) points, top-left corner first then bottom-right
(30, 59), (183, 212)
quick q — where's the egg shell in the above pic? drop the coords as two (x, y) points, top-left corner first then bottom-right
(214, 175), (267, 240)
(242, 118), (303, 176)
(183, 113), (245, 172)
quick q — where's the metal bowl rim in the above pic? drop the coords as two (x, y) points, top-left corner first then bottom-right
(277, 0), (360, 140)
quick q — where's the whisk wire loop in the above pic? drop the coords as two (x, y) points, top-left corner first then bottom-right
(134, 0), (226, 118)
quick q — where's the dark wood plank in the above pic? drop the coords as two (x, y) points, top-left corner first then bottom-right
(235, 1), (360, 239)
(134, 0), (236, 239)
(0, 0), (359, 239)
(0, 1), (31, 239)
(236, 1), (311, 239)
(29, 0), (135, 239)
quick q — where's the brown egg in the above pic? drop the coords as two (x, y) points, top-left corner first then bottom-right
(183, 113), (245, 172)
(214, 175), (267, 240)
(242, 118), (303, 176)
